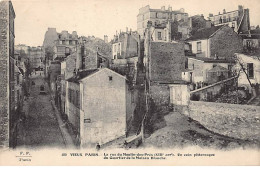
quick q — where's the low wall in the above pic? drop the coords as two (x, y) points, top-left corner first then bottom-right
(184, 101), (260, 141)
(190, 76), (237, 101)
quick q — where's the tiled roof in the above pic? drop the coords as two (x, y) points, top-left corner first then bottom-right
(67, 69), (99, 83)
(188, 56), (235, 63)
(186, 25), (223, 41)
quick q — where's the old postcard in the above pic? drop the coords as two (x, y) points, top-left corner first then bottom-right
(0, 0), (259, 166)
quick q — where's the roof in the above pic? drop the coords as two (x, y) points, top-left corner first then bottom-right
(67, 69), (99, 83)
(239, 29), (260, 39)
(208, 65), (228, 72)
(188, 56), (235, 63)
(186, 25), (223, 41)
(67, 68), (127, 83)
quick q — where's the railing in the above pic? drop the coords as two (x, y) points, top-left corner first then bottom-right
(191, 76), (238, 94)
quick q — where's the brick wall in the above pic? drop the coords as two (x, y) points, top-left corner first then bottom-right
(210, 26), (243, 60)
(184, 101), (260, 141)
(150, 42), (185, 82)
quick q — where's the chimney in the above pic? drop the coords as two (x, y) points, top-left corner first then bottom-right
(161, 6), (165, 10)
(218, 12), (221, 15)
(168, 6), (172, 11)
(201, 14), (204, 18)
(238, 5), (243, 11)
(126, 27), (128, 33)
(223, 9), (226, 14)
(209, 13), (213, 17)
(104, 35), (108, 43)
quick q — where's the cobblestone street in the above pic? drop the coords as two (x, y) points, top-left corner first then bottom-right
(17, 73), (65, 149)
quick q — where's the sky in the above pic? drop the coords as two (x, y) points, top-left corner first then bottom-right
(10, 0), (260, 46)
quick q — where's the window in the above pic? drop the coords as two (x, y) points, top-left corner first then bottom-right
(62, 40), (66, 45)
(16, 74), (19, 84)
(155, 12), (158, 18)
(247, 63), (254, 79)
(158, 32), (162, 40)
(197, 41), (202, 53)
(109, 76), (113, 81)
(118, 43), (120, 52)
(76, 91), (80, 108)
(246, 40), (252, 48)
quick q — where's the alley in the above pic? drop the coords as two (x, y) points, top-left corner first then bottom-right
(17, 73), (65, 149)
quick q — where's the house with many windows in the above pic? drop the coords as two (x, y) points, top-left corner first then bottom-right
(208, 5), (250, 33)
(186, 25), (243, 59)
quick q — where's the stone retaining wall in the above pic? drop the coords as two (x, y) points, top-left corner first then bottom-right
(183, 101), (260, 141)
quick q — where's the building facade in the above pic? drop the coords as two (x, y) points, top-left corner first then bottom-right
(0, 0), (16, 148)
(112, 30), (139, 59)
(183, 56), (234, 86)
(66, 68), (128, 147)
(235, 53), (260, 92)
(208, 5), (250, 33)
(137, 5), (188, 38)
(29, 46), (44, 70)
(186, 25), (243, 60)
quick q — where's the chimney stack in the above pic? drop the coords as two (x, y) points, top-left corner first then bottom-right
(161, 6), (165, 10)
(223, 9), (226, 14)
(168, 6), (172, 11)
(104, 35), (108, 43)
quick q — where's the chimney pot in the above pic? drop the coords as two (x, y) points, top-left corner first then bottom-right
(161, 6), (165, 10)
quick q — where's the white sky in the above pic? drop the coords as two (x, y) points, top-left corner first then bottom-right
(11, 0), (260, 46)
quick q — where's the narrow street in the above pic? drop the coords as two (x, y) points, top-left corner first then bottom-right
(17, 73), (65, 149)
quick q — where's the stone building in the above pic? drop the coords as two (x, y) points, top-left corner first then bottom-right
(239, 28), (260, 54)
(235, 53), (260, 93)
(53, 31), (78, 60)
(142, 27), (186, 110)
(186, 25), (243, 60)
(137, 5), (188, 38)
(112, 29), (139, 59)
(111, 30), (139, 84)
(66, 68), (129, 147)
(59, 39), (110, 117)
(0, 0), (16, 148)
(183, 56), (235, 86)
(29, 46), (44, 70)
(42, 28), (78, 76)
(208, 5), (250, 33)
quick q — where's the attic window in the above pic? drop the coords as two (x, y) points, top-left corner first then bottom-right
(109, 76), (113, 81)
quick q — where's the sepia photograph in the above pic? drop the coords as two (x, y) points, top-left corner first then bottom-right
(0, 0), (259, 166)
